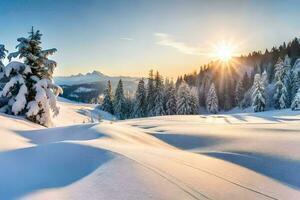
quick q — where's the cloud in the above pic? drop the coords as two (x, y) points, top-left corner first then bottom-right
(120, 37), (134, 41)
(155, 33), (208, 56)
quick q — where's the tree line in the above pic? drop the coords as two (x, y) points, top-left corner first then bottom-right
(101, 38), (300, 119)
(101, 70), (216, 119)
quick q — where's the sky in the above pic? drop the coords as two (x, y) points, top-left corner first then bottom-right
(0, 0), (299, 78)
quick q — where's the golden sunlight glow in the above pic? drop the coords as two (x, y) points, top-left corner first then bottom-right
(216, 43), (233, 62)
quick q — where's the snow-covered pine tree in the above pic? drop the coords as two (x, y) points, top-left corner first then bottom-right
(292, 58), (300, 98)
(252, 74), (266, 112)
(0, 61), (31, 114)
(0, 45), (8, 78)
(176, 81), (195, 115)
(153, 71), (165, 116)
(101, 80), (114, 114)
(165, 80), (177, 115)
(291, 88), (300, 110)
(113, 79), (126, 119)
(261, 70), (268, 87)
(235, 80), (244, 108)
(163, 77), (170, 111)
(279, 83), (288, 109)
(206, 83), (218, 114)
(146, 70), (155, 116)
(283, 55), (293, 107)
(273, 57), (287, 109)
(133, 79), (147, 118)
(1, 28), (62, 127)
(190, 86), (199, 114)
(124, 94), (134, 119)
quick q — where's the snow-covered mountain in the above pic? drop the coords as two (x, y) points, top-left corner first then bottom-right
(54, 70), (140, 86)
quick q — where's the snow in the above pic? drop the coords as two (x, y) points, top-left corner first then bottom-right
(4, 61), (31, 77)
(0, 99), (300, 199)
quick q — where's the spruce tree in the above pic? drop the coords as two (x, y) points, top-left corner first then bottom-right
(1, 28), (62, 127)
(124, 95), (134, 119)
(235, 80), (244, 108)
(283, 55), (293, 107)
(206, 83), (218, 114)
(176, 82), (195, 115)
(146, 70), (155, 116)
(241, 72), (250, 91)
(190, 86), (199, 114)
(165, 80), (177, 115)
(133, 79), (147, 118)
(279, 83), (288, 109)
(261, 70), (268, 87)
(113, 79), (126, 119)
(291, 89), (300, 110)
(101, 80), (114, 114)
(0, 45), (7, 77)
(252, 74), (266, 112)
(273, 57), (284, 108)
(292, 58), (300, 97)
(153, 71), (165, 116)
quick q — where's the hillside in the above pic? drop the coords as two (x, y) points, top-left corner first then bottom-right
(0, 99), (299, 199)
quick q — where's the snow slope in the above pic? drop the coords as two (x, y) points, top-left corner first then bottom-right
(0, 103), (300, 199)
(53, 97), (115, 126)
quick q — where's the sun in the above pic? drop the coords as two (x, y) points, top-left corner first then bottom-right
(216, 44), (233, 62)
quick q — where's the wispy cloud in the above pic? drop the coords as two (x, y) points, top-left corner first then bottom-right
(155, 33), (208, 56)
(120, 37), (134, 41)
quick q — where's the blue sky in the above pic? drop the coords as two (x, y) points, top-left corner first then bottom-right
(0, 0), (299, 77)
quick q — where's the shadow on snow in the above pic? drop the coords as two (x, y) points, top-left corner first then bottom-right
(17, 123), (105, 145)
(0, 142), (114, 200)
(202, 151), (300, 190)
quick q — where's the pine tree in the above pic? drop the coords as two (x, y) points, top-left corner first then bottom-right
(1, 28), (62, 127)
(291, 89), (300, 110)
(292, 58), (300, 97)
(176, 82), (195, 115)
(261, 70), (268, 87)
(273, 57), (288, 109)
(113, 79), (126, 119)
(101, 80), (114, 114)
(279, 83), (288, 109)
(124, 95), (134, 119)
(241, 72), (250, 91)
(153, 71), (165, 116)
(190, 86), (199, 114)
(252, 74), (266, 112)
(283, 55), (293, 107)
(0, 45), (8, 77)
(206, 83), (218, 114)
(235, 80), (244, 108)
(133, 79), (147, 118)
(146, 70), (155, 116)
(165, 80), (177, 115)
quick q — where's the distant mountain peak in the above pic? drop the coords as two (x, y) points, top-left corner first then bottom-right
(91, 70), (104, 76)
(54, 70), (140, 86)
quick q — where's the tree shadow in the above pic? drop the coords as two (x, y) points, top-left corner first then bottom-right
(151, 133), (232, 150)
(202, 151), (300, 190)
(0, 142), (114, 200)
(16, 123), (106, 145)
(231, 110), (300, 123)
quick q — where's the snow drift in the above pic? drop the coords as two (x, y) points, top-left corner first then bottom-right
(0, 99), (299, 199)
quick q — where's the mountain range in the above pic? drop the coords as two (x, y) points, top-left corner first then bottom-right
(54, 71), (140, 103)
